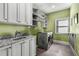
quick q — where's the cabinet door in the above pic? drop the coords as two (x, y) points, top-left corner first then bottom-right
(29, 38), (36, 56)
(0, 3), (4, 21)
(0, 45), (12, 56)
(0, 48), (7, 56)
(12, 42), (21, 56)
(21, 42), (25, 56)
(0, 3), (8, 22)
(19, 3), (26, 24)
(24, 40), (30, 56)
(7, 47), (12, 56)
(8, 3), (17, 23)
(4, 3), (8, 20)
(21, 39), (29, 56)
(25, 3), (33, 25)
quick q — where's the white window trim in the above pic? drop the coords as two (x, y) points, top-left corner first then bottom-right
(55, 17), (70, 34)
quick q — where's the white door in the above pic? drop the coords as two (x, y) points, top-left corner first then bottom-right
(8, 3), (17, 23)
(12, 42), (21, 56)
(25, 3), (33, 25)
(19, 3), (26, 24)
(29, 38), (36, 56)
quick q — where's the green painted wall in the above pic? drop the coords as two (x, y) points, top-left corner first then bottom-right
(70, 3), (79, 55)
(47, 9), (70, 42)
(0, 21), (44, 36)
(70, 3), (79, 33)
(75, 34), (79, 55)
(30, 22), (44, 35)
(0, 24), (27, 35)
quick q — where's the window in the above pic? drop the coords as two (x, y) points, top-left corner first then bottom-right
(55, 18), (69, 34)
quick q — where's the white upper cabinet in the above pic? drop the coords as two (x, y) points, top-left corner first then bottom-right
(0, 3), (4, 21)
(0, 3), (33, 26)
(25, 3), (33, 25)
(0, 45), (12, 56)
(0, 3), (7, 22)
(12, 42), (21, 56)
(4, 3), (8, 21)
(18, 3), (26, 24)
(8, 3), (17, 23)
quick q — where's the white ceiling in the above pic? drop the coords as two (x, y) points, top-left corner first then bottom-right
(33, 3), (71, 14)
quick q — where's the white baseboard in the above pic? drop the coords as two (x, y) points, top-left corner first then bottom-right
(53, 40), (77, 56)
(53, 40), (69, 45)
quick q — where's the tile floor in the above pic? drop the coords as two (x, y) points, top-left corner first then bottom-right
(37, 41), (74, 56)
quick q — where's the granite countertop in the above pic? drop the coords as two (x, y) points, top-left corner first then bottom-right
(0, 35), (33, 48)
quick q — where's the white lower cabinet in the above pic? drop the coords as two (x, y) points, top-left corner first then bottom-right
(21, 39), (29, 56)
(11, 40), (30, 56)
(0, 45), (12, 56)
(7, 47), (12, 56)
(29, 37), (36, 56)
(21, 42), (25, 56)
(0, 48), (7, 56)
(0, 36), (36, 56)
(12, 42), (22, 56)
